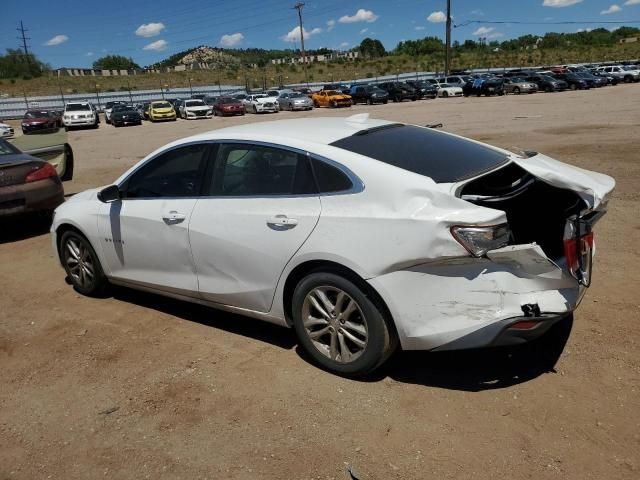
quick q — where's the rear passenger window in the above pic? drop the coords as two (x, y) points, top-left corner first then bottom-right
(312, 159), (353, 193)
(211, 144), (316, 196)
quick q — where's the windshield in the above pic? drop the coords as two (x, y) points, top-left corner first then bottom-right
(152, 102), (172, 108)
(511, 77), (525, 82)
(66, 104), (91, 111)
(253, 94), (267, 99)
(289, 93), (305, 98)
(326, 90), (340, 96)
(219, 97), (240, 104)
(331, 124), (508, 183)
(24, 111), (50, 118)
(185, 100), (205, 107)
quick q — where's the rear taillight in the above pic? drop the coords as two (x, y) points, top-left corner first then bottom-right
(450, 224), (510, 257)
(25, 163), (57, 183)
(563, 228), (594, 286)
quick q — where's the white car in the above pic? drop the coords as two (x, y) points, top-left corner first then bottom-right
(179, 99), (213, 119)
(243, 94), (280, 114)
(63, 102), (99, 130)
(0, 122), (14, 138)
(437, 83), (463, 98)
(596, 65), (640, 83)
(51, 114), (614, 376)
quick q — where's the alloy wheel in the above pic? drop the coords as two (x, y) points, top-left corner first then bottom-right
(64, 237), (95, 289)
(301, 286), (368, 363)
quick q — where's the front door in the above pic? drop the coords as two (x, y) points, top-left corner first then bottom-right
(97, 143), (210, 295)
(189, 142), (321, 312)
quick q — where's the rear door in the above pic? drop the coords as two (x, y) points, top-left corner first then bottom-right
(189, 142), (321, 312)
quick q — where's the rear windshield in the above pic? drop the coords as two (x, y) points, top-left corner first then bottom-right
(330, 124), (508, 183)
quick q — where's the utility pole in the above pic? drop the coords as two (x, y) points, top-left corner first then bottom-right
(293, 2), (309, 85)
(445, 0), (452, 75)
(17, 21), (31, 65)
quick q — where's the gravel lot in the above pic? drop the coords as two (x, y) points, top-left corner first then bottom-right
(1, 86), (639, 480)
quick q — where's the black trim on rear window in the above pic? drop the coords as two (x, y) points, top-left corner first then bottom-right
(330, 125), (508, 183)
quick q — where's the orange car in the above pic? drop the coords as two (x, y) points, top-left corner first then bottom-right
(311, 90), (352, 108)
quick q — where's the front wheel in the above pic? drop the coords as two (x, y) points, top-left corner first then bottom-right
(442, 91), (449, 98)
(513, 87), (520, 95)
(330, 100), (337, 108)
(292, 272), (397, 376)
(59, 231), (108, 297)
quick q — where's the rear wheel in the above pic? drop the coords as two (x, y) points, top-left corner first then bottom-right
(59, 231), (108, 297)
(442, 91), (449, 98)
(570, 84), (577, 90)
(513, 87), (520, 95)
(292, 272), (397, 376)
(330, 100), (337, 108)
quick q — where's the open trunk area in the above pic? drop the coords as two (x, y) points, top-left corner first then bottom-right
(459, 161), (584, 260)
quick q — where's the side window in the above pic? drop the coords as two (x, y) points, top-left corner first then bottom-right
(123, 144), (207, 199)
(311, 158), (353, 193)
(211, 144), (316, 196)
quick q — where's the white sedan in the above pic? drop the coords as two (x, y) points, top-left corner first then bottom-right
(179, 99), (213, 119)
(0, 122), (14, 138)
(242, 94), (279, 114)
(437, 83), (463, 98)
(51, 114), (614, 376)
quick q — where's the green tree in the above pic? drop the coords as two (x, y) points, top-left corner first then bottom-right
(0, 49), (48, 79)
(92, 55), (140, 70)
(358, 38), (386, 58)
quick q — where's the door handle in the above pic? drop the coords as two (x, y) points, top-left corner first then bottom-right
(267, 215), (298, 230)
(162, 210), (186, 225)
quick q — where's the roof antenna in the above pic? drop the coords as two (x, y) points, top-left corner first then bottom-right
(345, 113), (370, 123)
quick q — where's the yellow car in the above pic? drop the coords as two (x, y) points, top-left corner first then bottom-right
(311, 90), (352, 108)
(147, 100), (177, 122)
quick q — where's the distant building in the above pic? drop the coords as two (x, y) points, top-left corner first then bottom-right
(620, 37), (638, 44)
(271, 51), (359, 65)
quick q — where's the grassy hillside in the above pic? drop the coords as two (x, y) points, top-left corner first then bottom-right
(2, 42), (639, 98)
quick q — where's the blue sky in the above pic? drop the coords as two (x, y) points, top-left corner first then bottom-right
(1, 0), (638, 67)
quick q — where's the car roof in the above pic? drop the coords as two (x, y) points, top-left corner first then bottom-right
(183, 115), (394, 147)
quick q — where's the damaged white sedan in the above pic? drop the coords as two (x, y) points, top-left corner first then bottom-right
(51, 114), (615, 376)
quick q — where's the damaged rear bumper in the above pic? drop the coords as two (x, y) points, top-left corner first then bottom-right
(368, 243), (585, 351)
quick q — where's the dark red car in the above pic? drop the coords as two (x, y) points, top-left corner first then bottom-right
(21, 110), (62, 134)
(212, 97), (245, 116)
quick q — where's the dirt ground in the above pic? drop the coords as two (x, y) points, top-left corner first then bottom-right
(1, 86), (639, 480)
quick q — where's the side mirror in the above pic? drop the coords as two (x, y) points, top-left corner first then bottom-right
(98, 184), (121, 203)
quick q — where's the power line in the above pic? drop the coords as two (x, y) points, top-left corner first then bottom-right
(454, 19), (640, 28)
(445, 0), (451, 76)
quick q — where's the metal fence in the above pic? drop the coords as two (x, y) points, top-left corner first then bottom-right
(0, 66), (526, 120)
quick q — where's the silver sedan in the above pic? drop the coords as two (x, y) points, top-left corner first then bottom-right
(503, 77), (538, 94)
(277, 92), (314, 111)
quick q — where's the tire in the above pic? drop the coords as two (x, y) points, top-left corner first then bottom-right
(59, 230), (108, 297)
(513, 87), (520, 95)
(382, 100), (388, 104)
(442, 91), (449, 98)
(253, 105), (258, 114)
(292, 271), (397, 376)
(330, 101), (337, 108)
(624, 75), (632, 83)
(366, 98), (372, 105)
(393, 95), (400, 102)
(60, 144), (74, 181)
(313, 100), (319, 108)
(545, 86), (552, 93)
(64, 126), (69, 132)
(570, 84), (577, 91)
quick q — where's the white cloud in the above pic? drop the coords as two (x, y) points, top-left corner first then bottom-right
(339, 9), (378, 23)
(601, 4), (622, 13)
(143, 39), (168, 51)
(86, 52), (94, 56)
(327, 19), (336, 31)
(542, 0), (583, 7)
(135, 22), (166, 38)
(427, 11), (446, 23)
(473, 26), (504, 38)
(220, 32), (244, 47)
(360, 28), (368, 34)
(471, 9), (484, 16)
(339, 41), (349, 48)
(624, 0), (640, 4)
(45, 35), (68, 46)
(415, 26), (426, 31)
(576, 27), (593, 32)
(281, 26), (322, 42)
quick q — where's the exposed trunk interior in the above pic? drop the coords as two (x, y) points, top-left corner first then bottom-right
(459, 162), (584, 260)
